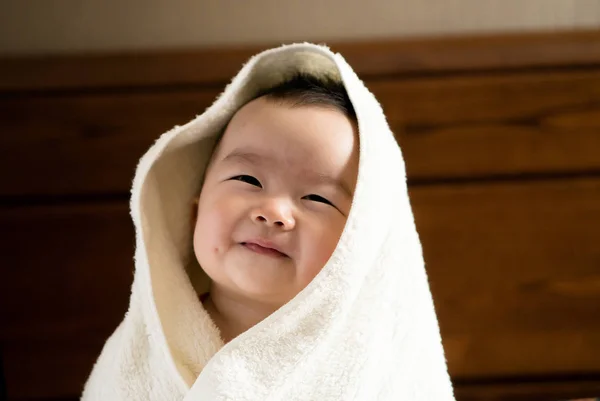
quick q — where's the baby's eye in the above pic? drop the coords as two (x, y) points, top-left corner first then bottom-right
(303, 194), (334, 206)
(231, 175), (262, 188)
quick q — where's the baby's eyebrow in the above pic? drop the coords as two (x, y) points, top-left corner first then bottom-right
(222, 149), (354, 199)
(314, 173), (354, 199)
(222, 150), (271, 166)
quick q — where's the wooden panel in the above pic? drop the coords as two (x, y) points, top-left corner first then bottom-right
(0, 90), (218, 197)
(2, 69), (600, 197)
(0, 202), (133, 400)
(1, 30), (600, 92)
(374, 69), (600, 181)
(454, 378), (600, 401)
(413, 178), (600, 378)
(2, 179), (600, 399)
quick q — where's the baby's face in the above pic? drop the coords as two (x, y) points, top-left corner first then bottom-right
(193, 97), (358, 307)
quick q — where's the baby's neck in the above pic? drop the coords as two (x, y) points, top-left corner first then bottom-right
(202, 289), (279, 343)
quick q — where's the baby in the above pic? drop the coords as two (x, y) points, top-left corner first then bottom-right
(82, 44), (454, 401)
(192, 75), (359, 343)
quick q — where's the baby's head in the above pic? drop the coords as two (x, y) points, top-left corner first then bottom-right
(193, 74), (359, 310)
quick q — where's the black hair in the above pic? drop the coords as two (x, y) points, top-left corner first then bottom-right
(252, 73), (357, 121)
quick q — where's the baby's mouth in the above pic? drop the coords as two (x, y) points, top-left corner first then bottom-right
(240, 242), (288, 258)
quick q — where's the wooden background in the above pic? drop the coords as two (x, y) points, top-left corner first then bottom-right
(1, 30), (600, 401)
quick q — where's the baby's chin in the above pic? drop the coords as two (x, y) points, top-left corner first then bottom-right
(198, 258), (292, 303)
(226, 262), (298, 300)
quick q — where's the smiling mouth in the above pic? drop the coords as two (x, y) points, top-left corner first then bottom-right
(241, 242), (288, 258)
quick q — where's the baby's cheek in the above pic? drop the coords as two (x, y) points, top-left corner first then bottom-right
(197, 200), (233, 249)
(193, 205), (227, 281)
(302, 220), (345, 280)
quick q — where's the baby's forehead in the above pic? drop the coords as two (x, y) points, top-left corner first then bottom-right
(208, 96), (359, 182)
(223, 97), (357, 144)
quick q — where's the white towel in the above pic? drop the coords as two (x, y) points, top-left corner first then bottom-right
(82, 43), (455, 401)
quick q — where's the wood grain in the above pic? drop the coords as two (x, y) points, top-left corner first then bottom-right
(1, 30), (600, 92)
(2, 179), (599, 399)
(2, 69), (600, 198)
(0, 90), (217, 197)
(0, 202), (133, 400)
(374, 69), (600, 181)
(412, 178), (600, 378)
(454, 378), (600, 401)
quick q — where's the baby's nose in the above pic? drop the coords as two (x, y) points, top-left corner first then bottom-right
(251, 201), (295, 230)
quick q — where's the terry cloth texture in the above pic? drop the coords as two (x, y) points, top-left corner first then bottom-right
(81, 43), (455, 401)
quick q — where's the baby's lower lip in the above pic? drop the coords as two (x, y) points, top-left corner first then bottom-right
(241, 242), (287, 258)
